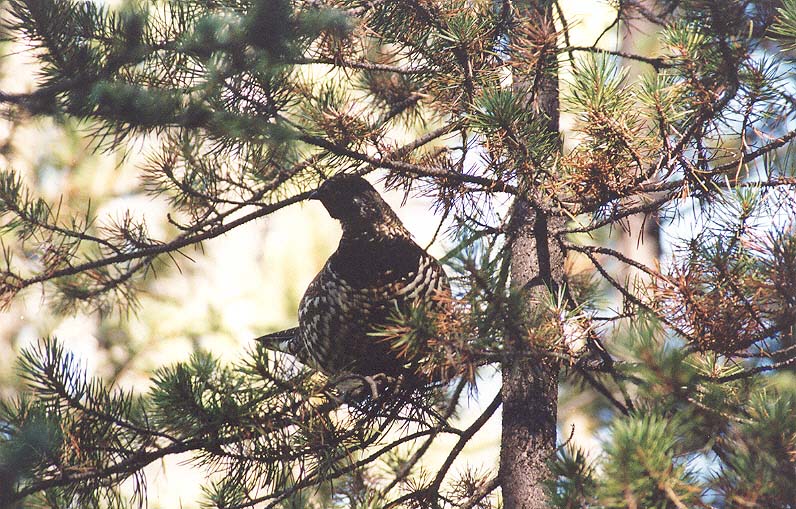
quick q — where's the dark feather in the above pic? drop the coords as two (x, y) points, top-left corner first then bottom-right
(259, 175), (450, 380)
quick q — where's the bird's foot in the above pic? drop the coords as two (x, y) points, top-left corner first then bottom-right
(333, 373), (395, 402)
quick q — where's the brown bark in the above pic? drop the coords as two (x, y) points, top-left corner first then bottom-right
(502, 207), (565, 509)
(500, 1), (564, 508)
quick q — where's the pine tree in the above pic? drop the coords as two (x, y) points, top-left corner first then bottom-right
(2, 0), (796, 508)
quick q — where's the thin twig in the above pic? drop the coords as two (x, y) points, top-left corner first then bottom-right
(709, 355), (796, 382)
(459, 475), (501, 509)
(563, 45), (672, 70)
(290, 57), (430, 74)
(380, 378), (467, 496)
(383, 393), (502, 509)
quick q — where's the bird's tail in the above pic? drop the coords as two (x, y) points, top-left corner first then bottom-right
(255, 327), (301, 355)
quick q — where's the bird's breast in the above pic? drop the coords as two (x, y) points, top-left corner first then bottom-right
(296, 233), (450, 377)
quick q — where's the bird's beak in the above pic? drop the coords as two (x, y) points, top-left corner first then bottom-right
(309, 188), (321, 200)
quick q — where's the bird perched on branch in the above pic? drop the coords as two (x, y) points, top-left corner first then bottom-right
(257, 174), (450, 380)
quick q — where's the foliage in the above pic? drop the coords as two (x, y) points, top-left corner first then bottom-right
(1, 0), (795, 507)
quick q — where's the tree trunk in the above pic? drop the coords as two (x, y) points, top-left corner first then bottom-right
(500, 1), (564, 508)
(501, 207), (564, 508)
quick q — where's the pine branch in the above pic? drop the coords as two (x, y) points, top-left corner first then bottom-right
(10, 378), (351, 504)
(384, 392), (501, 508)
(379, 377), (467, 497)
(564, 46), (673, 70)
(564, 243), (666, 285)
(290, 57), (430, 74)
(576, 246), (695, 343)
(295, 131), (519, 195)
(2, 190), (310, 297)
(575, 368), (630, 416)
(710, 355), (796, 382)
(243, 425), (462, 509)
(621, 0), (669, 26)
(458, 475), (500, 509)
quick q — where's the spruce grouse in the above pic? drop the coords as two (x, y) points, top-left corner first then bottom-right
(258, 174), (450, 379)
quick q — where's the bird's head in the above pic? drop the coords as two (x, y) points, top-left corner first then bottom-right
(310, 174), (408, 236)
